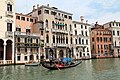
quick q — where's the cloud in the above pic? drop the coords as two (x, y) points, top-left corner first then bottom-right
(16, 0), (120, 24)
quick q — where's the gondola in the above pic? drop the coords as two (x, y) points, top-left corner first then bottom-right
(42, 60), (82, 70)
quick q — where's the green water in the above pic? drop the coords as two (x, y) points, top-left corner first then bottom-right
(0, 58), (120, 80)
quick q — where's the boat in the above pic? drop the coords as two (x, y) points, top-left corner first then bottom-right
(25, 62), (40, 66)
(42, 60), (82, 70)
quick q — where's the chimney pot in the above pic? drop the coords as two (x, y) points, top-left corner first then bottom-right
(80, 16), (84, 22)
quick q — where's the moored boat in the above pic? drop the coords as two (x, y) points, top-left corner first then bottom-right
(25, 62), (40, 66)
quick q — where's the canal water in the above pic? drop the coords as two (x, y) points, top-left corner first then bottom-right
(0, 58), (120, 80)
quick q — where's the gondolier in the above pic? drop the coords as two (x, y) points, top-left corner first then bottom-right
(49, 55), (53, 65)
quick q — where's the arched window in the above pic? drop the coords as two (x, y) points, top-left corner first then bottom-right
(82, 39), (84, 44)
(56, 36), (58, 43)
(53, 35), (55, 43)
(65, 24), (67, 30)
(70, 24), (72, 31)
(115, 40), (116, 46)
(52, 21), (54, 28)
(59, 36), (60, 43)
(46, 19), (48, 28)
(46, 34), (49, 43)
(66, 37), (68, 44)
(79, 38), (81, 44)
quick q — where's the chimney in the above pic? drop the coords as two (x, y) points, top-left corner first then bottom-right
(80, 16), (84, 22)
(33, 5), (35, 11)
(47, 4), (49, 7)
(86, 20), (88, 23)
(37, 4), (39, 9)
(95, 21), (98, 27)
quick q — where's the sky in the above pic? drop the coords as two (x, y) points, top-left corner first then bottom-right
(16, 0), (120, 24)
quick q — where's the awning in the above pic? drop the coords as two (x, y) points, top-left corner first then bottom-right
(55, 23), (64, 26)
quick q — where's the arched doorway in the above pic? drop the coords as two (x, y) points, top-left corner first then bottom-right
(59, 50), (64, 58)
(6, 40), (12, 60)
(30, 55), (34, 60)
(79, 52), (82, 57)
(0, 39), (4, 60)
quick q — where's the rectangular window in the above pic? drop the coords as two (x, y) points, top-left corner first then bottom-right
(16, 28), (21, 32)
(16, 16), (20, 20)
(36, 39), (38, 43)
(64, 15), (67, 18)
(117, 31), (119, 36)
(7, 23), (12, 31)
(75, 39), (77, 44)
(97, 37), (99, 42)
(27, 18), (29, 21)
(7, 4), (12, 11)
(92, 44), (94, 49)
(69, 16), (72, 20)
(51, 11), (56, 15)
(24, 56), (27, 61)
(74, 24), (76, 28)
(98, 45), (99, 49)
(75, 30), (77, 35)
(25, 48), (27, 52)
(38, 10), (41, 15)
(113, 30), (115, 35)
(17, 55), (20, 61)
(109, 23), (111, 27)
(21, 17), (25, 21)
(41, 31), (43, 35)
(82, 39), (84, 44)
(44, 10), (49, 14)
(30, 18), (33, 22)
(81, 25), (83, 29)
(86, 39), (88, 45)
(92, 38), (94, 41)
(85, 31), (88, 36)
(81, 31), (84, 35)
(113, 23), (114, 26)
(100, 37), (102, 42)
(85, 26), (87, 29)
(26, 29), (30, 33)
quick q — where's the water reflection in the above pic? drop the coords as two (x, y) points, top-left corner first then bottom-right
(1, 59), (120, 80)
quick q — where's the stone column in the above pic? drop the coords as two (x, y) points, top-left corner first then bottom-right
(3, 42), (6, 64)
(12, 42), (14, 64)
(38, 47), (40, 62)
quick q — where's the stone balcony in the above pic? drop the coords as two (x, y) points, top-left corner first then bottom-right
(45, 27), (50, 32)
(6, 11), (13, 17)
(5, 31), (13, 38)
(15, 31), (39, 37)
(51, 29), (68, 34)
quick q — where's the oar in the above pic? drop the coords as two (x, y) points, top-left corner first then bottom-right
(54, 61), (61, 71)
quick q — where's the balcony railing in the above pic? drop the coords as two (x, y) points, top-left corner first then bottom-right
(76, 44), (86, 48)
(6, 11), (13, 17)
(55, 15), (64, 21)
(40, 26), (44, 30)
(40, 36), (44, 40)
(69, 31), (73, 34)
(51, 29), (68, 34)
(45, 43), (49, 46)
(45, 27), (50, 32)
(5, 31), (13, 38)
(56, 43), (69, 47)
(15, 31), (39, 37)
